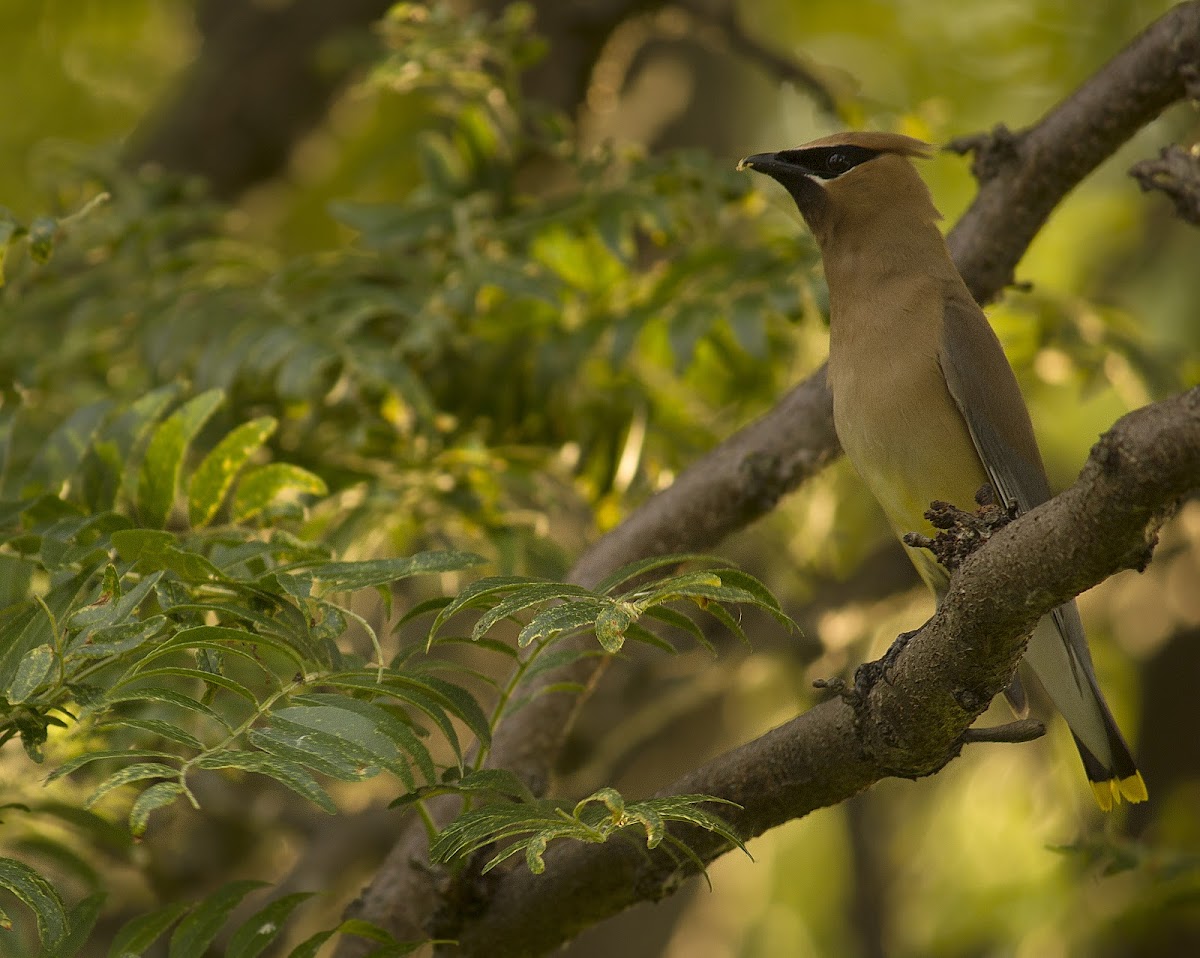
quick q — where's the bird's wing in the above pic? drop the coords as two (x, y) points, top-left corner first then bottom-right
(938, 289), (1096, 675)
(937, 289), (1052, 513)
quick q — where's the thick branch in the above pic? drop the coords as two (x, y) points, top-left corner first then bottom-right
(484, 0), (1200, 819)
(945, 1), (1200, 301)
(451, 386), (1200, 957)
(343, 4), (1200, 948)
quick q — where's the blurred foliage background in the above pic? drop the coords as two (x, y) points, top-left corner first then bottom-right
(1, 0), (1198, 955)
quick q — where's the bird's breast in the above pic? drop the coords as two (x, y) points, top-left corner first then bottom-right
(827, 312), (989, 549)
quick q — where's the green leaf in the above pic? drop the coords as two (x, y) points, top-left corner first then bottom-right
(226, 892), (314, 958)
(138, 625), (307, 674)
(108, 529), (226, 583)
(47, 750), (176, 782)
(95, 718), (204, 751)
(71, 616), (168, 658)
(42, 890), (106, 958)
(20, 401), (112, 497)
(167, 880), (270, 958)
(270, 703), (413, 780)
(396, 594), (455, 626)
(104, 686), (231, 730)
(594, 603), (635, 653)
(641, 604), (707, 646)
(309, 551), (485, 592)
(0, 857), (68, 951)
(248, 721), (378, 783)
(187, 417), (278, 527)
(593, 553), (715, 595)
(708, 568), (791, 620)
(428, 789), (747, 878)
(137, 390), (225, 528)
(7, 644), (55, 704)
(128, 667), (257, 705)
(429, 575), (532, 638)
(634, 570), (725, 604)
(231, 463), (327, 522)
(399, 672), (492, 747)
(429, 801), (578, 868)
(516, 599), (605, 648)
(85, 764), (181, 809)
(107, 901), (192, 958)
(289, 694), (432, 788)
(470, 583), (600, 641)
(193, 751), (337, 813)
(698, 599), (746, 645)
(128, 781), (185, 836)
(389, 767), (535, 808)
(621, 621), (676, 654)
(286, 928), (338, 958)
(645, 795), (749, 858)
(323, 670), (485, 761)
(83, 383), (183, 513)
(67, 570), (162, 635)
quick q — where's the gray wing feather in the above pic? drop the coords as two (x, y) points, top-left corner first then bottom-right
(937, 292), (1051, 512)
(938, 291), (1096, 678)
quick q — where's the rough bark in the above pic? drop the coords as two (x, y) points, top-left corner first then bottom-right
(945, 2), (1200, 302)
(478, 0), (1200, 850)
(449, 387), (1200, 957)
(340, 2), (1200, 951)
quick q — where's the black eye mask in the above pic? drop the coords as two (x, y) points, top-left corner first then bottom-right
(773, 145), (882, 179)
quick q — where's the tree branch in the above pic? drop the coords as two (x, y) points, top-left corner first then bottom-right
(676, 0), (840, 119)
(449, 386), (1200, 957)
(482, 0), (1200, 832)
(342, 3), (1200, 948)
(945, 1), (1200, 302)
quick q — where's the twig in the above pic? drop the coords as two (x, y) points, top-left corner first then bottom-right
(960, 719), (1046, 745)
(945, 1), (1200, 301)
(1131, 143), (1200, 225)
(677, 0), (841, 120)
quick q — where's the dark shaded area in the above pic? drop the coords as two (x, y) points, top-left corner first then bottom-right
(125, 0), (667, 198)
(125, 0), (395, 198)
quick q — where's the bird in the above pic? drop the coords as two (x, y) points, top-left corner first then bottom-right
(738, 131), (1146, 810)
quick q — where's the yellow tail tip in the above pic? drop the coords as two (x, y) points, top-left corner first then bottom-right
(1119, 772), (1149, 804)
(1090, 781), (1115, 812)
(1090, 773), (1148, 811)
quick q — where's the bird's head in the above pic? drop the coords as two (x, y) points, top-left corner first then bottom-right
(738, 131), (938, 241)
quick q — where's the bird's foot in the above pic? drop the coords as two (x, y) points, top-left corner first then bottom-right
(902, 484), (1017, 573)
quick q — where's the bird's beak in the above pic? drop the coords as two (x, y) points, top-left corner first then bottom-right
(737, 152), (775, 172)
(738, 153), (794, 178)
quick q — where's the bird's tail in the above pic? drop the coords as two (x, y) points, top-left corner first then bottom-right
(1072, 729), (1147, 812)
(1023, 607), (1147, 812)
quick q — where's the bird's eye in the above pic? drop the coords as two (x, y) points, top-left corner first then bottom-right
(826, 152), (852, 174)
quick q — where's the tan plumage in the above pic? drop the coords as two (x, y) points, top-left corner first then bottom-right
(740, 132), (1146, 809)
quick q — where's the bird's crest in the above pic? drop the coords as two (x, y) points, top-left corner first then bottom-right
(793, 131), (936, 159)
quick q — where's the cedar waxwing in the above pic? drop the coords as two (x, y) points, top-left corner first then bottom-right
(739, 131), (1146, 810)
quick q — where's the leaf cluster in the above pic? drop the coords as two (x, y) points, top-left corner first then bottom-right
(0, 383), (790, 953)
(0, 2), (813, 952)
